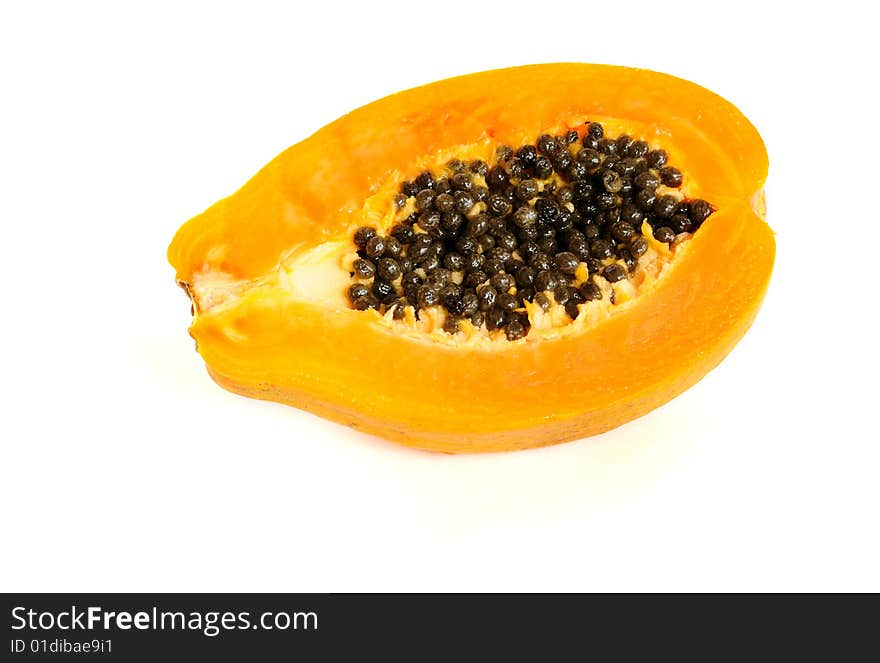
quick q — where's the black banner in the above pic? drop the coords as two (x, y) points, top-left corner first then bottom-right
(1, 594), (873, 659)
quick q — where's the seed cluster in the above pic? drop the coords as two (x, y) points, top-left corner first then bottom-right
(348, 122), (714, 340)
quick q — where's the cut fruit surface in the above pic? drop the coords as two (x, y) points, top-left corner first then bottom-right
(169, 63), (774, 453)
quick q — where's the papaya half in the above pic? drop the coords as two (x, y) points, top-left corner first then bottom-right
(168, 63), (773, 453)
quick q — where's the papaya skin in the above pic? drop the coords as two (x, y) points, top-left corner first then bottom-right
(169, 63), (773, 453)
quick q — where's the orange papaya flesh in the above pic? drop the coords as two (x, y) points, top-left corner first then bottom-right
(168, 64), (773, 453)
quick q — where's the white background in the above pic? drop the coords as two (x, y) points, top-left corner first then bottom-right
(1, 1), (877, 592)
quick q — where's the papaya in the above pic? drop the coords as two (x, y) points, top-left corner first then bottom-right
(168, 63), (773, 453)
